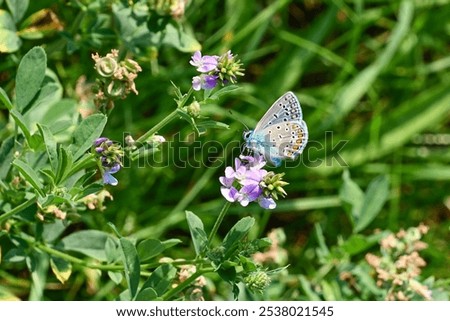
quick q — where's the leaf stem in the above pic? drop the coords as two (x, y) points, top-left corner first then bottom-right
(135, 87), (194, 144)
(161, 267), (214, 300)
(0, 196), (37, 225)
(208, 201), (231, 244)
(135, 108), (180, 144)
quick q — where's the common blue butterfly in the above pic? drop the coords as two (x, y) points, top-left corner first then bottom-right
(243, 91), (308, 166)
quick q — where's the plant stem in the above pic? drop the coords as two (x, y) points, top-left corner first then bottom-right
(136, 108), (180, 144)
(135, 87), (194, 144)
(161, 267), (214, 300)
(0, 197), (37, 225)
(35, 243), (124, 271)
(35, 242), (206, 273)
(208, 201), (231, 244)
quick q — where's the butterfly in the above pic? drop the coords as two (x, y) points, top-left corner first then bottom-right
(243, 91), (308, 166)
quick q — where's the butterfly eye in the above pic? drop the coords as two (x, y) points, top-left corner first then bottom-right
(243, 131), (252, 140)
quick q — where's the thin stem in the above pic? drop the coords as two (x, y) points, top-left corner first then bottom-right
(35, 243), (124, 271)
(136, 108), (180, 144)
(208, 201), (231, 244)
(161, 267), (214, 300)
(135, 86), (195, 144)
(36, 242), (206, 273)
(0, 197), (37, 225)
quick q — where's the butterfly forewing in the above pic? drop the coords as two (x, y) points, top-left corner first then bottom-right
(246, 91), (308, 166)
(254, 91), (303, 132)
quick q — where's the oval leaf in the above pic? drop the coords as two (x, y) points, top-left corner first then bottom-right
(16, 46), (47, 111)
(59, 230), (111, 261)
(69, 114), (107, 160)
(119, 237), (140, 300)
(354, 175), (390, 233)
(186, 211), (208, 256)
(222, 217), (255, 259)
(50, 256), (72, 284)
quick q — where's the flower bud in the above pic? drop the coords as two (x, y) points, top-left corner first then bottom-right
(187, 101), (201, 118)
(94, 56), (118, 78)
(105, 80), (127, 98)
(244, 271), (271, 293)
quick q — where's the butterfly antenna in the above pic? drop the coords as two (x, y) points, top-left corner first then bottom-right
(228, 110), (249, 131)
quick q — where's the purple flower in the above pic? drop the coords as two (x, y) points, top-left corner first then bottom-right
(189, 51), (218, 72)
(258, 197), (276, 209)
(94, 137), (108, 146)
(238, 184), (262, 206)
(192, 74), (218, 91)
(93, 137), (124, 186)
(103, 163), (121, 186)
(219, 166), (236, 187)
(221, 186), (240, 203)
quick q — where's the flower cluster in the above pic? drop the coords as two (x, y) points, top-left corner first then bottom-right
(93, 137), (124, 186)
(244, 271), (271, 294)
(219, 155), (288, 209)
(365, 223), (432, 300)
(190, 50), (244, 91)
(91, 49), (142, 109)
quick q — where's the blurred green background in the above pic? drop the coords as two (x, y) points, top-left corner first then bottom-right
(1, 0), (449, 300)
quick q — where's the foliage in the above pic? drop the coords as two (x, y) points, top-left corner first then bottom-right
(0, 0), (449, 301)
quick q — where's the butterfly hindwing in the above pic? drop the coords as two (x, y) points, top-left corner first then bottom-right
(245, 92), (308, 166)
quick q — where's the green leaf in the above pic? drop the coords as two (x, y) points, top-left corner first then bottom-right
(59, 230), (111, 261)
(207, 85), (241, 101)
(15, 46), (47, 111)
(135, 287), (158, 301)
(37, 124), (58, 173)
(160, 22), (201, 52)
(137, 238), (182, 262)
(340, 233), (386, 256)
(196, 120), (230, 134)
(50, 256), (72, 284)
(0, 10), (21, 53)
(108, 271), (123, 285)
(339, 170), (364, 224)
(27, 251), (49, 301)
(12, 159), (44, 196)
(0, 87), (13, 110)
(354, 175), (390, 233)
(141, 263), (177, 297)
(185, 211), (208, 256)
(222, 217), (255, 259)
(42, 219), (67, 243)
(0, 136), (15, 180)
(55, 145), (73, 184)
(119, 237), (140, 300)
(105, 236), (120, 263)
(9, 109), (32, 146)
(69, 114), (107, 160)
(6, 0), (29, 22)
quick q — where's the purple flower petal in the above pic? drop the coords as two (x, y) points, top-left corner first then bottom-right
(189, 51), (202, 66)
(258, 197), (276, 209)
(192, 76), (202, 91)
(189, 51), (218, 72)
(109, 163), (121, 174)
(221, 186), (239, 203)
(219, 175), (234, 187)
(103, 170), (118, 186)
(203, 75), (218, 89)
(94, 137), (108, 146)
(240, 184), (262, 202)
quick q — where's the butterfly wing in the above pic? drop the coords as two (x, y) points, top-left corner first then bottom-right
(261, 119), (308, 165)
(254, 91), (303, 132)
